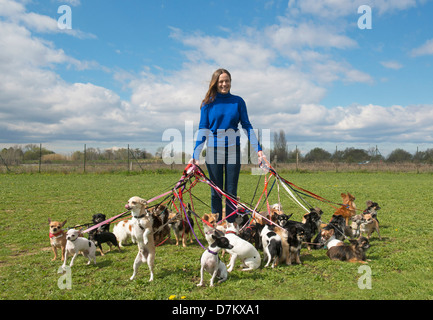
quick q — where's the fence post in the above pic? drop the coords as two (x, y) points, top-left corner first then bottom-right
(127, 144), (130, 174)
(39, 143), (42, 173)
(83, 144), (86, 173)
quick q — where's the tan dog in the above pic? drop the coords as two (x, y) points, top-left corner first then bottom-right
(202, 213), (220, 245)
(334, 192), (357, 226)
(168, 209), (194, 247)
(360, 213), (381, 240)
(126, 196), (156, 282)
(48, 218), (67, 261)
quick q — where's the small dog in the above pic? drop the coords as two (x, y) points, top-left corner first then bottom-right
(260, 224), (282, 268)
(202, 213), (219, 245)
(92, 213), (110, 233)
(197, 234), (234, 287)
(320, 228), (343, 249)
(126, 196), (156, 282)
(168, 205), (194, 247)
(351, 214), (363, 238)
(224, 223), (261, 272)
(363, 200), (381, 222)
(275, 213), (294, 228)
(151, 204), (171, 245)
(48, 218), (67, 261)
(239, 222), (263, 250)
(62, 229), (96, 270)
(334, 193), (357, 226)
(113, 219), (136, 247)
(88, 229), (121, 255)
(327, 236), (370, 263)
(313, 214), (351, 248)
(360, 213), (381, 240)
(285, 224), (306, 265)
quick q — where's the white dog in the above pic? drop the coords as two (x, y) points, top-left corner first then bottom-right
(224, 223), (261, 272)
(113, 219), (137, 247)
(197, 234), (233, 287)
(260, 224), (282, 268)
(126, 196), (155, 282)
(61, 229), (96, 270)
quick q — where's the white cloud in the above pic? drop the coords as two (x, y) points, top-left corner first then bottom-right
(380, 61), (403, 70)
(411, 38), (433, 57)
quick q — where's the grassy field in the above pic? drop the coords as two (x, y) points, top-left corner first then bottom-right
(1, 170), (432, 300)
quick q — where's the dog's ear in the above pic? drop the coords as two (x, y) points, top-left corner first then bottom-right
(61, 220), (67, 227)
(349, 239), (358, 246)
(139, 198), (148, 207)
(366, 200), (373, 207)
(48, 218), (52, 224)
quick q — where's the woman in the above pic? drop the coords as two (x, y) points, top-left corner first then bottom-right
(189, 68), (265, 222)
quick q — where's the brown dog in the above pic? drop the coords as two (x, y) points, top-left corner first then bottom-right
(360, 213), (381, 240)
(334, 192), (357, 226)
(48, 218), (67, 261)
(327, 236), (370, 264)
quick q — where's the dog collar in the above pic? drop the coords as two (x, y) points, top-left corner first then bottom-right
(225, 231), (237, 235)
(49, 231), (64, 238)
(207, 249), (218, 255)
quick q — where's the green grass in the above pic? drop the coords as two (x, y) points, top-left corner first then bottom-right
(1, 171), (432, 300)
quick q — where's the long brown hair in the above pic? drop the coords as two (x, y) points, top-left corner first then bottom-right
(201, 68), (231, 108)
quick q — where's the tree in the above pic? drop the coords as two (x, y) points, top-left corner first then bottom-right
(304, 148), (332, 162)
(23, 144), (54, 161)
(414, 148), (433, 164)
(271, 130), (289, 163)
(386, 148), (413, 163)
(341, 148), (370, 163)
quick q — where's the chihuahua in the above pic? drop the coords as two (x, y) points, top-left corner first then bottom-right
(61, 229), (96, 270)
(197, 234), (234, 287)
(327, 236), (370, 264)
(48, 218), (67, 261)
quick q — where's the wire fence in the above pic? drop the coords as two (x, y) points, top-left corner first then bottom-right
(2, 158), (433, 174)
(1, 143), (433, 173)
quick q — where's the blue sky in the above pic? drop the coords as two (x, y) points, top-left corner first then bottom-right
(1, 0), (433, 158)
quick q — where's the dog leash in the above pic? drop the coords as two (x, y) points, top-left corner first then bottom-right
(82, 210), (131, 234)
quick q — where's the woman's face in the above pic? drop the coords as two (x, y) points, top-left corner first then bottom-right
(217, 72), (231, 94)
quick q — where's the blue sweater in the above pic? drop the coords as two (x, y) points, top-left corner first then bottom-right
(193, 92), (262, 160)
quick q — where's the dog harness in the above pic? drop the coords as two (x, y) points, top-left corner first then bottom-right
(49, 231), (64, 239)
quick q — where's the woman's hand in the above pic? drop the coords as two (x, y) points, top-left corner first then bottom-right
(257, 151), (266, 165)
(188, 158), (199, 165)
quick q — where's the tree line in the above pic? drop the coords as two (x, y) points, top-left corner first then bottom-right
(270, 130), (433, 164)
(1, 139), (433, 167)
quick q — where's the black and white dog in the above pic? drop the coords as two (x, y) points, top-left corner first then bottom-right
(197, 234), (233, 287)
(260, 224), (282, 268)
